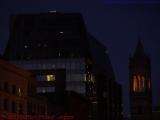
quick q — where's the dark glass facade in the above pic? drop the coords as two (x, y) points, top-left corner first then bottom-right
(4, 12), (122, 120)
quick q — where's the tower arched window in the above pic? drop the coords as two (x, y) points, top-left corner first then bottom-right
(132, 75), (145, 92)
(148, 79), (151, 89)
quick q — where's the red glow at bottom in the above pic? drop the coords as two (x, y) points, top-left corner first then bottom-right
(0, 114), (74, 120)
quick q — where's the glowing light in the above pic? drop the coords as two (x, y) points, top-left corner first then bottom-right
(46, 75), (55, 81)
(24, 45), (28, 48)
(18, 88), (22, 96)
(148, 80), (151, 88)
(58, 52), (61, 56)
(42, 89), (46, 93)
(49, 10), (57, 13)
(141, 76), (145, 89)
(84, 74), (87, 82)
(133, 76), (137, 92)
(133, 75), (145, 92)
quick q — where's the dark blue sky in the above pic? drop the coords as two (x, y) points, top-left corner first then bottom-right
(0, 0), (160, 116)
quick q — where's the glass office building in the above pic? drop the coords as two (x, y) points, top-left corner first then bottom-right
(4, 12), (122, 120)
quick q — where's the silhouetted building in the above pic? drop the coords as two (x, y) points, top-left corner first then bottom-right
(129, 36), (152, 120)
(4, 12), (122, 120)
(0, 59), (47, 118)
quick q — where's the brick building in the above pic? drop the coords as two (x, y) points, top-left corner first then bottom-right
(0, 58), (47, 118)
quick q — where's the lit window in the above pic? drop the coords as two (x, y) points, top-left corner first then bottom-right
(148, 80), (151, 88)
(58, 52), (61, 56)
(18, 88), (23, 96)
(133, 76), (137, 92)
(24, 45), (28, 48)
(46, 75), (55, 81)
(59, 31), (64, 34)
(91, 75), (94, 83)
(141, 76), (145, 90)
(37, 87), (55, 93)
(133, 75), (145, 92)
(84, 74), (87, 82)
(42, 89), (46, 93)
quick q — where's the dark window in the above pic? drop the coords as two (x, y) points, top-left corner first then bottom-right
(4, 82), (9, 92)
(11, 101), (16, 113)
(12, 85), (16, 94)
(27, 103), (31, 114)
(4, 99), (8, 111)
(0, 81), (2, 90)
(0, 96), (1, 110)
(138, 106), (143, 114)
(41, 105), (45, 114)
(19, 104), (23, 114)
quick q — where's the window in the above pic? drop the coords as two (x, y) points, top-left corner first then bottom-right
(138, 106), (143, 114)
(4, 82), (9, 92)
(58, 52), (61, 57)
(11, 101), (16, 113)
(38, 43), (41, 47)
(37, 75), (56, 81)
(24, 45), (28, 48)
(18, 88), (23, 96)
(46, 75), (55, 81)
(12, 85), (16, 94)
(0, 96), (1, 110)
(0, 81), (2, 90)
(84, 74), (87, 82)
(133, 75), (145, 92)
(37, 87), (55, 93)
(148, 79), (151, 89)
(19, 104), (23, 114)
(4, 99), (8, 111)
(44, 44), (47, 47)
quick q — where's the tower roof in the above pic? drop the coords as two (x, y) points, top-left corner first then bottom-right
(133, 35), (147, 59)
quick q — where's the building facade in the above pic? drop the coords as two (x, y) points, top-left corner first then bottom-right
(0, 59), (47, 119)
(129, 37), (152, 120)
(0, 59), (28, 116)
(4, 12), (122, 120)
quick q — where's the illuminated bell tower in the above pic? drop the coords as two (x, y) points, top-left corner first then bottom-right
(129, 36), (152, 120)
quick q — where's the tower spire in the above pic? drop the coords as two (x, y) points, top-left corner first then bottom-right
(133, 34), (146, 58)
(129, 34), (152, 120)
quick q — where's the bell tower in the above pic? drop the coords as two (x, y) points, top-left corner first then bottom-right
(129, 36), (152, 120)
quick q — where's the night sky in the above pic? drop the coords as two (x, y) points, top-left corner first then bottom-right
(0, 0), (160, 116)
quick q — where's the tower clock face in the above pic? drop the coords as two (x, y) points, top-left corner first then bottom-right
(132, 75), (145, 92)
